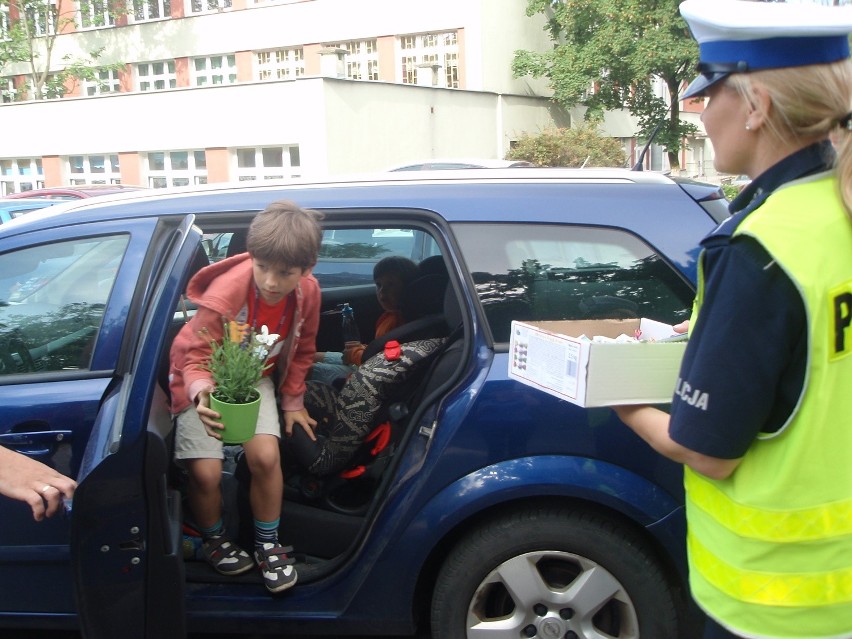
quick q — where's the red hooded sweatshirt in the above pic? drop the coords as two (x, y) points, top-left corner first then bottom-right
(168, 253), (320, 415)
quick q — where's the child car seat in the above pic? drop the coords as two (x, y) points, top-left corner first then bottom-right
(282, 285), (464, 514)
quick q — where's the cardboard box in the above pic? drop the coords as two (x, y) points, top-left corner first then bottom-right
(508, 318), (687, 407)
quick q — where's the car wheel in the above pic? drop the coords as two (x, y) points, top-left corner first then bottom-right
(431, 507), (680, 639)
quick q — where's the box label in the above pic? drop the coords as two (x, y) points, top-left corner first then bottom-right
(510, 323), (585, 401)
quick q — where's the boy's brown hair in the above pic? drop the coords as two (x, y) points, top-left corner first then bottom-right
(246, 200), (324, 270)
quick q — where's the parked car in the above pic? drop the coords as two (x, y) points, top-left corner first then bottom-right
(2, 184), (146, 200)
(0, 198), (61, 224)
(388, 158), (535, 171)
(0, 169), (728, 639)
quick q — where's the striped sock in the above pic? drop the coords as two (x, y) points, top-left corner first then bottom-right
(254, 518), (280, 550)
(199, 519), (226, 541)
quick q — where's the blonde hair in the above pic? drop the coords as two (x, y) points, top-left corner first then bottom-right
(727, 59), (852, 221)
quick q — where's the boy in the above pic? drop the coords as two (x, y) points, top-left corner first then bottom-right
(169, 200), (322, 593)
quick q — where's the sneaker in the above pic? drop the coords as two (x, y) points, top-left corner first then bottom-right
(254, 542), (298, 593)
(201, 536), (254, 576)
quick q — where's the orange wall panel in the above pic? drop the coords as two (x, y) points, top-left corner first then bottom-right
(119, 152), (143, 187)
(176, 58), (190, 88)
(236, 51), (254, 82)
(377, 36), (395, 82)
(304, 43), (322, 77)
(41, 156), (63, 187)
(206, 148), (231, 183)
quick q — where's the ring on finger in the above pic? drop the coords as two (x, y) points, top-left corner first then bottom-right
(41, 485), (52, 493)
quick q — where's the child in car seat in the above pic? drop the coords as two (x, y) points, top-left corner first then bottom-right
(311, 255), (418, 384)
(169, 200), (322, 594)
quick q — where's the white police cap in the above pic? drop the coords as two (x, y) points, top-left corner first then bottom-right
(680, 0), (852, 100)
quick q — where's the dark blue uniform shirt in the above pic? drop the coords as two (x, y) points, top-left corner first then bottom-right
(669, 142), (835, 459)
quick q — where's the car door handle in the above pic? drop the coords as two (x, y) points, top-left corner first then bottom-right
(0, 430), (73, 456)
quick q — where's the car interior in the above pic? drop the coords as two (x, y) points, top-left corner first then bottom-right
(157, 216), (465, 587)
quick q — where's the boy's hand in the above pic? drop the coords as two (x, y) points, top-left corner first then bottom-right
(195, 388), (224, 439)
(342, 341), (361, 366)
(283, 408), (317, 441)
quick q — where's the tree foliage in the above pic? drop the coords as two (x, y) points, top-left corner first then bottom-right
(0, 0), (123, 101)
(513, 0), (699, 169)
(507, 124), (627, 168)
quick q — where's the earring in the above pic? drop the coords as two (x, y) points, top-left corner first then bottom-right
(745, 122), (751, 131)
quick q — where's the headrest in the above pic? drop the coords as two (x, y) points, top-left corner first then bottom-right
(226, 231), (248, 258)
(679, 0), (852, 99)
(418, 255), (448, 279)
(401, 273), (447, 322)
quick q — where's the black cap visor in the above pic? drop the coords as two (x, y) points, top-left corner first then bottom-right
(681, 71), (730, 100)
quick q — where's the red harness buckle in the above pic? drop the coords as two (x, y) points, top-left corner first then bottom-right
(365, 421), (391, 455)
(340, 466), (366, 479)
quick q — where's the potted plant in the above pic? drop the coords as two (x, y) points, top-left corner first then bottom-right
(204, 321), (279, 444)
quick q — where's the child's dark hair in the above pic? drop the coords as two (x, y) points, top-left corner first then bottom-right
(247, 200), (324, 269)
(373, 255), (418, 283)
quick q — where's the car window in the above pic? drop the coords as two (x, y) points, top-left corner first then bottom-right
(203, 227), (440, 289)
(454, 223), (694, 343)
(315, 228), (439, 287)
(0, 235), (128, 375)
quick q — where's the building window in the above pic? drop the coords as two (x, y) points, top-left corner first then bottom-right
(256, 48), (304, 81)
(136, 60), (177, 91)
(1, 4), (10, 39)
(77, 0), (116, 29)
(234, 146), (300, 181)
(399, 30), (459, 88)
(129, 0), (171, 22)
(192, 55), (237, 86)
(26, 0), (57, 37)
(189, 0), (231, 14)
(146, 150), (207, 188)
(0, 158), (44, 195)
(1, 77), (15, 104)
(83, 69), (121, 96)
(324, 39), (379, 81)
(68, 154), (121, 184)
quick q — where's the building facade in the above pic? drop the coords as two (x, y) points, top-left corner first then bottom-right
(0, 0), (713, 194)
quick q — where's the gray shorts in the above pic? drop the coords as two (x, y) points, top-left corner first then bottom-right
(174, 377), (281, 460)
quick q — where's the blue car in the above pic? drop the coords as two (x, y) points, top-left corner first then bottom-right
(0, 169), (728, 639)
(0, 197), (60, 225)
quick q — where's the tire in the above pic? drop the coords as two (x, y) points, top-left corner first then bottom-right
(431, 507), (680, 639)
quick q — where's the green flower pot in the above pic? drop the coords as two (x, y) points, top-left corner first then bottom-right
(210, 391), (261, 445)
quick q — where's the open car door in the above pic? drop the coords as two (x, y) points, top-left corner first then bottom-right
(70, 216), (201, 639)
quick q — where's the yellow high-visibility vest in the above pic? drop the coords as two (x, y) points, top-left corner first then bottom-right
(686, 173), (852, 639)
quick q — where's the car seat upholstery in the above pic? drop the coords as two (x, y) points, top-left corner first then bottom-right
(289, 337), (448, 476)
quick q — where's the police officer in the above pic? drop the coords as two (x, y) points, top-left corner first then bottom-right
(614, 1), (852, 638)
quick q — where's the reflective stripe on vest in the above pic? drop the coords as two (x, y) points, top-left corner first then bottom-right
(686, 470), (852, 542)
(688, 533), (852, 607)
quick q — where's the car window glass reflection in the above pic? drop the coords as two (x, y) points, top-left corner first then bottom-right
(0, 235), (128, 375)
(454, 223), (694, 343)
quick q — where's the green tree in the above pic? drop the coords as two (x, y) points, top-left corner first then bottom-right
(513, 0), (699, 170)
(507, 124), (627, 168)
(0, 0), (123, 101)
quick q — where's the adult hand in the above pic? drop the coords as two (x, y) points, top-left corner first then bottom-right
(0, 446), (76, 521)
(283, 408), (317, 441)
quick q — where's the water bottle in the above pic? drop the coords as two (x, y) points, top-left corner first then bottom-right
(341, 302), (361, 347)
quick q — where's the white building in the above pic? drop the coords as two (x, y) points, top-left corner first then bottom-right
(1, 0), (713, 193)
